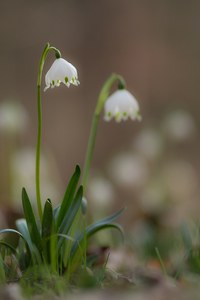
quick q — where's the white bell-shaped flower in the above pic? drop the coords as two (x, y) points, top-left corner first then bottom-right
(104, 89), (141, 122)
(44, 58), (79, 91)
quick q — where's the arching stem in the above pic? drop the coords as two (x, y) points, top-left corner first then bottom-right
(82, 73), (125, 193)
(36, 43), (61, 222)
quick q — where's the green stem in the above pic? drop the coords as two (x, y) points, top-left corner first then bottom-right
(82, 73), (125, 193)
(82, 113), (100, 193)
(155, 247), (168, 276)
(36, 43), (61, 222)
(36, 87), (43, 221)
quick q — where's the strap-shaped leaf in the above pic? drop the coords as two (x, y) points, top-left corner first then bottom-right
(0, 227), (31, 259)
(0, 254), (5, 283)
(70, 208), (125, 259)
(56, 165), (81, 229)
(22, 188), (42, 252)
(0, 240), (17, 254)
(0, 228), (24, 241)
(53, 204), (60, 219)
(92, 207), (125, 225)
(42, 199), (53, 239)
(86, 222), (123, 239)
(16, 219), (41, 264)
(58, 186), (83, 250)
(71, 223), (123, 260)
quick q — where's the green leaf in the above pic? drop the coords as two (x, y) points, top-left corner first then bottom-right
(53, 204), (60, 219)
(181, 223), (193, 251)
(97, 207), (125, 224)
(16, 219), (32, 249)
(42, 199), (53, 239)
(0, 254), (6, 284)
(22, 188), (42, 252)
(0, 227), (32, 259)
(0, 240), (17, 254)
(16, 219), (42, 264)
(86, 222), (124, 239)
(71, 223), (123, 260)
(0, 228), (25, 241)
(57, 186), (83, 250)
(56, 165), (81, 229)
(70, 208), (125, 259)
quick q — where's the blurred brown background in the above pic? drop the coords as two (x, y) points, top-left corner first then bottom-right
(0, 0), (200, 226)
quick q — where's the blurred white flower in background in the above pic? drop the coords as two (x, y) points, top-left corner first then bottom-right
(104, 89), (141, 122)
(11, 148), (62, 209)
(108, 153), (149, 189)
(133, 128), (163, 160)
(139, 179), (168, 214)
(87, 176), (115, 214)
(0, 100), (28, 135)
(44, 58), (79, 91)
(162, 160), (198, 202)
(162, 110), (196, 142)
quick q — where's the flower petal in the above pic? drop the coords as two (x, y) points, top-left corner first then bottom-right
(104, 89), (140, 122)
(44, 58), (79, 91)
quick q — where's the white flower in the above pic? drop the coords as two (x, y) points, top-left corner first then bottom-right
(44, 58), (79, 91)
(11, 148), (62, 207)
(162, 110), (196, 141)
(133, 128), (163, 160)
(88, 176), (115, 210)
(0, 100), (28, 134)
(108, 152), (149, 188)
(104, 89), (141, 122)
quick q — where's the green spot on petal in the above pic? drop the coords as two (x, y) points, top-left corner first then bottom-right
(65, 77), (68, 84)
(116, 112), (120, 117)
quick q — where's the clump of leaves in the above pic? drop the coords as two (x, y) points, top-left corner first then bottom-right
(0, 165), (123, 286)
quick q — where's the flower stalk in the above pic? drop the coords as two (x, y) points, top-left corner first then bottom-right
(36, 43), (61, 222)
(82, 73), (126, 193)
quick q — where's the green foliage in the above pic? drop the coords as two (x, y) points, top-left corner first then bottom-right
(0, 254), (6, 284)
(0, 165), (124, 284)
(181, 223), (200, 274)
(22, 188), (42, 252)
(70, 208), (124, 260)
(20, 265), (66, 296)
(56, 165), (81, 230)
(42, 199), (53, 239)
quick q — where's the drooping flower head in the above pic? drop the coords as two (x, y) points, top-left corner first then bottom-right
(104, 89), (141, 122)
(44, 58), (79, 91)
